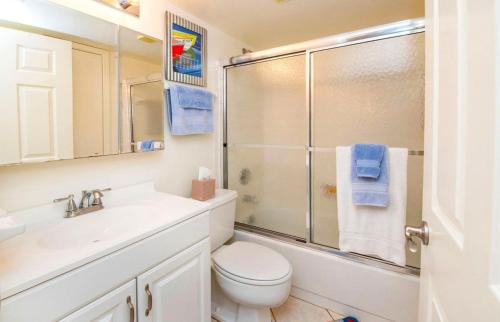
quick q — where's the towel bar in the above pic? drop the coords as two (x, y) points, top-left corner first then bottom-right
(225, 144), (424, 156)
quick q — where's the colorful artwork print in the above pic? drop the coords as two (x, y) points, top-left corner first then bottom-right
(171, 23), (202, 78)
(165, 12), (206, 86)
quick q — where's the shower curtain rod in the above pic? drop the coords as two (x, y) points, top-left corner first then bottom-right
(229, 18), (425, 65)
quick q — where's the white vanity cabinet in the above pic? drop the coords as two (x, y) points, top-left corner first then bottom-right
(57, 239), (211, 322)
(137, 238), (211, 322)
(0, 211), (211, 322)
(59, 280), (136, 322)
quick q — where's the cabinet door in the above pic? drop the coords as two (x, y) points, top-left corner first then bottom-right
(137, 238), (211, 322)
(59, 280), (136, 322)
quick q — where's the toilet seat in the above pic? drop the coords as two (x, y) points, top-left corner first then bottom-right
(212, 241), (292, 286)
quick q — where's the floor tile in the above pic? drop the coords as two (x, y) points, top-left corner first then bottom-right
(272, 296), (333, 322)
(328, 309), (344, 320)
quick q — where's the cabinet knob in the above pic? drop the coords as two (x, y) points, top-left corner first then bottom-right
(145, 284), (153, 316)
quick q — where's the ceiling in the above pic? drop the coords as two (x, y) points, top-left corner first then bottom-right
(168, 0), (424, 50)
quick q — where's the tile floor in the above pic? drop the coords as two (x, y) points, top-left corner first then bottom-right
(212, 296), (344, 322)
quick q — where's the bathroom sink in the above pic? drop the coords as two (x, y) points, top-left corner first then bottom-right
(0, 216), (26, 243)
(37, 205), (159, 250)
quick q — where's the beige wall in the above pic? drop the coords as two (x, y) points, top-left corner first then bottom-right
(121, 55), (161, 80)
(0, 0), (249, 211)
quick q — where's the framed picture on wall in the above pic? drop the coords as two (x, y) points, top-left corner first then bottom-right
(165, 12), (207, 87)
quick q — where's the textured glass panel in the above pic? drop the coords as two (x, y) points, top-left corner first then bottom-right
(311, 151), (422, 268)
(226, 55), (307, 145)
(311, 33), (425, 149)
(311, 33), (425, 268)
(227, 147), (307, 238)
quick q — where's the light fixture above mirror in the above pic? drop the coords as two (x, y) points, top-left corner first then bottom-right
(95, 0), (140, 17)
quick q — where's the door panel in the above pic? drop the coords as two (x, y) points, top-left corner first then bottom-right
(311, 150), (423, 268)
(420, 0), (500, 320)
(18, 86), (55, 161)
(137, 239), (210, 322)
(226, 54), (307, 146)
(310, 33), (425, 267)
(59, 280), (136, 322)
(73, 46), (105, 158)
(228, 146), (307, 239)
(311, 33), (425, 149)
(225, 54), (308, 240)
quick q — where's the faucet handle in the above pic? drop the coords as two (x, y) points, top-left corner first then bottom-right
(91, 188), (111, 206)
(53, 194), (78, 214)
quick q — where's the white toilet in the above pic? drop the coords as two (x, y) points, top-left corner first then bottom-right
(204, 189), (292, 322)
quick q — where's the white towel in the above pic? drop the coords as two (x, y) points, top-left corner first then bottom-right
(336, 146), (408, 266)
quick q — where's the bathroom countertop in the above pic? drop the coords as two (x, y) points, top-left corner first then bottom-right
(0, 187), (209, 300)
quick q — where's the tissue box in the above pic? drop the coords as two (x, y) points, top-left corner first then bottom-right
(192, 178), (215, 201)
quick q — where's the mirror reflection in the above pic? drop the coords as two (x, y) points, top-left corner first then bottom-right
(0, 0), (165, 166)
(72, 41), (118, 158)
(0, 0), (119, 166)
(119, 28), (164, 153)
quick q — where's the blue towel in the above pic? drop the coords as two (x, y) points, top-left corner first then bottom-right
(351, 145), (389, 207)
(353, 144), (385, 178)
(166, 84), (213, 135)
(140, 140), (154, 151)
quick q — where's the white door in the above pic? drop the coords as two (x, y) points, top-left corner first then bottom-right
(420, 0), (500, 321)
(137, 239), (211, 322)
(0, 26), (73, 165)
(59, 280), (136, 322)
(72, 43), (109, 158)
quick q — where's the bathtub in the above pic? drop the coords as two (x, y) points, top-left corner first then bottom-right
(233, 230), (419, 322)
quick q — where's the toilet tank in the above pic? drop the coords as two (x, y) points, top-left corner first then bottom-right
(204, 189), (238, 251)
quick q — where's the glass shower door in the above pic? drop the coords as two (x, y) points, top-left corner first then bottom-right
(225, 54), (307, 239)
(310, 33), (425, 267)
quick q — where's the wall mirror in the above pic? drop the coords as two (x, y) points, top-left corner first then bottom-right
(0, 0), (164, 167)
(119, 27), (164, 154)
(0, 0), (119, 166)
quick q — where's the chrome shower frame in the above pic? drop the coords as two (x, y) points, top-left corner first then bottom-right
(222, 18), (425, 276)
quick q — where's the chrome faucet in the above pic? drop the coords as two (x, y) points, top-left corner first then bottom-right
(54, 188), (111, 218)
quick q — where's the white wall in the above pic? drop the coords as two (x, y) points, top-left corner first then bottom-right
(0, 0), (249, 211)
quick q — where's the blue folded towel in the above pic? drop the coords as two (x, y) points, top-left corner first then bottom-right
(351, 145), (389, 207)
(353, 144), (386, 178)
(139, 140), (154, 151)
(166, 84), (213, 135)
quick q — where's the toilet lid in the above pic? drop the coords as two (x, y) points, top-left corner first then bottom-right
(212, 241), (291, 281)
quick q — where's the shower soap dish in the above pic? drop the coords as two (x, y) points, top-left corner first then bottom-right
(192, 178), (216, 201)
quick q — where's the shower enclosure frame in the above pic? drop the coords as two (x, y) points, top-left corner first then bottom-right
(222, 18), (425, 276)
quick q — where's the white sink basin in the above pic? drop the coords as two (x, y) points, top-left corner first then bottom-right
(37, 205), (159, 250)
(0, 216), (26, 243)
